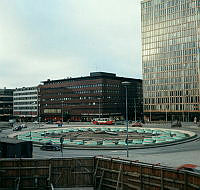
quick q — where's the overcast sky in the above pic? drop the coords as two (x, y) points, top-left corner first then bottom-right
(0, 0), (142, 89)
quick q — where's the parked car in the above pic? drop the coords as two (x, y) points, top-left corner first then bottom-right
(40, 142), (61, 151)
(132, 121), (142, 127)
(13, 125), (22, 131)
(33, 121), (39, 124)
(177, 164), (200, 174)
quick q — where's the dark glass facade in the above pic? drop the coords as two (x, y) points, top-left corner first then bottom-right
(0, 88), (13, 121)
(39, 72), (143, 122)
(141, 0), (200, 121)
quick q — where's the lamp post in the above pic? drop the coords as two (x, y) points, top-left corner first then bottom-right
(134, 98), (137, 121)
(61, 101), (64, 123)
(122, 81), (131, 158)
(97, 98), (101, 119)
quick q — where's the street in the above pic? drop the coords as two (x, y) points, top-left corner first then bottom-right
(1, 122), (200, 168)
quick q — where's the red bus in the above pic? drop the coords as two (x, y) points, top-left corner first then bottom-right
(92, 118), (115, 125)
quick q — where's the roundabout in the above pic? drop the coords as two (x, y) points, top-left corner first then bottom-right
(12, 125), (197, 149)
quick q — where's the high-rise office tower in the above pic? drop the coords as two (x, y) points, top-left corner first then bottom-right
(141, 0), (200, 121)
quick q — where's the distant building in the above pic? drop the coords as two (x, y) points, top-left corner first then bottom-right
(39, 72), (143, 122)
(0, 88), (13, 121)
(141, 0), (200, 121)
(13, 86), (39, 121)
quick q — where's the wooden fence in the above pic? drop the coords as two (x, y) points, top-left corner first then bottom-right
(0, 157), (94, 190)
(0, 156), (200, 190)
(94, 156), (200, 190)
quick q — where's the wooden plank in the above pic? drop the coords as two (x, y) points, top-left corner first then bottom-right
(163, 177), (184, 184)
(116, 163), (122, 190)
(93, 158), (99, 187)
(123, 182), (140, 190)
(123, 171), (140, 178)
(161, 169), (164, 190)
(187, 182), (200, 189)
(140, 165), (143, 190)
(16, 177), (20, 190)
(102, 183), (116, 189)
(98, 167), (120, 174)
(163, 186), (180, 190)
(184, 172), (187, 190)
(97, 170), (104, 190)
(0, 167), (49, 170)
(127, 178), (141, 183)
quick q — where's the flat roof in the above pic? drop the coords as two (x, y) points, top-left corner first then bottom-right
(42, 72), (142, 84)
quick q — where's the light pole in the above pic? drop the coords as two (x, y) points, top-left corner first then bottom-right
(61, 101), (64, 123)
(97, 98), (101, 119)
(122, 81), (131, 158)
(134, 98), (137, 121)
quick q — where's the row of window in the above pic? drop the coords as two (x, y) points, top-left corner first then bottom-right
(13, 96), (37, 100)
(13, 106), (37, 110)
(144, 89), (199, 98)
(144, 69), (198, 80)
(144, 95), (200, 104)
(15, 87), (37, 92)
(142, 19), (199, 33)
(144, 82), (199, 91)
(13, 101), (38, 105)
(13, 91), (37, 96)
(143, 56), (198, 68)
(143, 25), (197, 41)
(144, 104), (199, 111)
(143, 41), (198, 53)
(144, 62), (198, 73)
(142, 10), (198, 26)
(42, 90), (120, 97)
(43, 83), (120, 91)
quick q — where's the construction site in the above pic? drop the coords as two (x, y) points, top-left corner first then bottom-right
(0, 156), (200, 190)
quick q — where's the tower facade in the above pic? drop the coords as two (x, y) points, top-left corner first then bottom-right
(141, 0), (200, 121)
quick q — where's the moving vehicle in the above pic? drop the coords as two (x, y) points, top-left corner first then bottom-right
(40, 142), (61, 151)
(13, 126), (22, 131)
(177, 164), (200, 174)
(92, 118), (114, 125)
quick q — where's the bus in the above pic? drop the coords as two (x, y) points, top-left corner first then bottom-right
(92, 118), (115, 125)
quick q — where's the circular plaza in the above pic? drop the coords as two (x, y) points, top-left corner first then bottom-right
(13, 125), (197, 149)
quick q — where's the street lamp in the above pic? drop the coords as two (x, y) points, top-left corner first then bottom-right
(97, 98), (101, 119)
(122, 81), (131, 158)
(134, 98), (137, 121)
(61, 101), (64, 123)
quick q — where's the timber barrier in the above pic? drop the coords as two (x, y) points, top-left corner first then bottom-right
(0, 156), (200, 189)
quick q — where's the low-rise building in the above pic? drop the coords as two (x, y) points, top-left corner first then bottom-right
(39, 72), (143, 122)
(0, 88), (13, 121)
(13, 86), (38, 122)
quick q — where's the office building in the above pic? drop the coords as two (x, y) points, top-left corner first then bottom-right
(39, 72), (143, 122)
(0, 88), (13, 121)
(141, 0), (200, 121)
(13, 87), (39, 121)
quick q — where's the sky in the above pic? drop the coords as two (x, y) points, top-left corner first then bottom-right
(0, 0), (142, 89)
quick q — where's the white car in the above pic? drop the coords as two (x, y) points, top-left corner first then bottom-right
(33, 121), (39, 124)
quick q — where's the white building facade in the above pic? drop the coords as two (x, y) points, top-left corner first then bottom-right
(13, 86), (38, 121)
